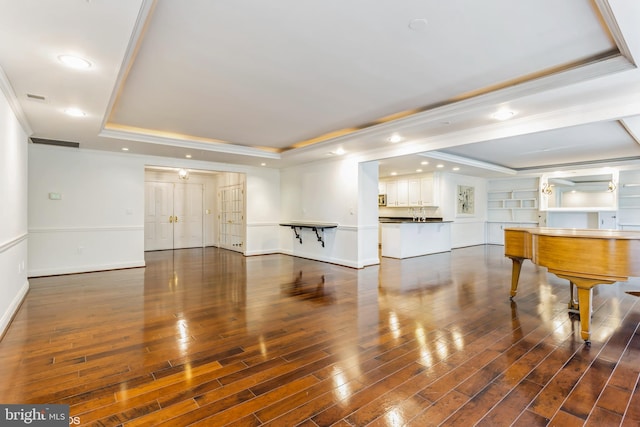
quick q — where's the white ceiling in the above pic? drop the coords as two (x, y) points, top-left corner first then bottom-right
(1, 0), (640, 178)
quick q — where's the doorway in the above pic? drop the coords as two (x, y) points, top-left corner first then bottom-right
(144, 181), (204, 251)
(218, 182), (245, 251)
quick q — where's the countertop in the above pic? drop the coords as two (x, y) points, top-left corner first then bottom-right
(379, 217), (450, 224)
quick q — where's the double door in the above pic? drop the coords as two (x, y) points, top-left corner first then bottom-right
(145, 182), (203, 251)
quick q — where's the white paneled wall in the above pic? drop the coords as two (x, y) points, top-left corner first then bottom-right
(280, 157), (380, 268)
(28, 145), (146, 276)
(0, 81), (29, 336)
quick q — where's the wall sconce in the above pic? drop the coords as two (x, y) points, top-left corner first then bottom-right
(608, 181), (616, 192)
(178, 168), (189, 181)
(541, 183), (553, 195)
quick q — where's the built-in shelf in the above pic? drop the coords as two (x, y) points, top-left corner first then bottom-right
(487, 188), (539, 222)
(486, 179), (540, 244)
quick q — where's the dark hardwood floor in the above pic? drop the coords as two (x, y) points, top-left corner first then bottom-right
(1, 245), (639, 426)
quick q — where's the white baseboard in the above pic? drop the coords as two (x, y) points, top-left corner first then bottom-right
(28, 260), (146, 277)
(0, 279), (29, 338)
(244, 249), (280, 256)
(278, 249), (368, 269)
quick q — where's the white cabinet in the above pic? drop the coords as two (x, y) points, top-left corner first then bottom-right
(486, 222), (534, 245)
(386, 181), (398, 206)
(408, 179), (421, 206)
(420, 176), (434, 206)
(396, 180), (409, 206)
(486, 222), (506, 245)
(386, 180), (408, 207)
(380, 175), (437, 207)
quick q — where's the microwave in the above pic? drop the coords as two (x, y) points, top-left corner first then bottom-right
(378, 194), (387, 206)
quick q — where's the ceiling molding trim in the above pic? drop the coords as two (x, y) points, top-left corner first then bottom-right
(595, 0), (637, 66)
(514, 155), (640, 173)
(620, 118), (640, 146)
(353, 86), (640, 168)
(99, 128), (281, 159)
(283, 54), (633, 160)
(413, 84), (640, 152)
(0, 64), (33, 136)
(100, 0), (157, 131)
(419, 151), (517, 175)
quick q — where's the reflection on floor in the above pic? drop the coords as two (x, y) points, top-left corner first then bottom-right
(1, 245), (639, 426)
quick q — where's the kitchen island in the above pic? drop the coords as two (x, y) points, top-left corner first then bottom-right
(379, 217), (452, 259)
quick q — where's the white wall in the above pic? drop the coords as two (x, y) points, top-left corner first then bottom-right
(619, 170), (640, 229)
(28, 146), (282, 276)
(245, 168), (281, 255)
(0, 82), (29, 336)
(358, 161), (380, 266)
(439, 172), (487, 248)
(280, 156), (377, 268)
(29, 145), (146, 276)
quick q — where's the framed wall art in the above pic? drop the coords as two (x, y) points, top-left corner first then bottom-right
(457, 185), (475, 216)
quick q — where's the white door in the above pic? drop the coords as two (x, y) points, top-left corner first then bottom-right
(145, 182), (204, 251)
(218, 183), (245, 251)
(145, 182), (175, 251)
(173, 183), (204, 248)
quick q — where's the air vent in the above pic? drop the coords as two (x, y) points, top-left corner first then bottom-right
(26, 93), (46, 101)
(30, 137), (79, 148)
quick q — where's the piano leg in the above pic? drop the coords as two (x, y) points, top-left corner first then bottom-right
(574, 284), (593, 344)
(568, 281), (580, 314)
(509, 257), (524, 299)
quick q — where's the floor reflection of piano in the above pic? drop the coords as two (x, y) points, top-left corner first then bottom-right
(504, 227), (640, 344)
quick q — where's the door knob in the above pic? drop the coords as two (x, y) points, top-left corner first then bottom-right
(169, 215), (174, 223)
(174, 216), (179, 223)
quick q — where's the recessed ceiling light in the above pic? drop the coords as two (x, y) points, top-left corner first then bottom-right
(420, 161), (429, 165)
(64, 107), (86, 117)
(436, 164), (444, 168)
(387, 134), (402, 143)
(492, 110), (516, 121)
(185, 154), (192, 158)
(391, 172), (397, 176)
(335, 148), (345, 155)
(408, 18), (428, 31)
(452, 167), (460, 171)
(416, 169), (423, 173)
(58, 54), (91, 70)
(261, 162), (266, 166)
(121, 147), (129, 151)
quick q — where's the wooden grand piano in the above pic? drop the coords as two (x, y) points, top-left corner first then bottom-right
(505, 227), (640, 343)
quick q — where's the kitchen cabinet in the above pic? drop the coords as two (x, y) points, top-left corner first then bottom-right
(408, 179), (420, 206)
(381, 175), (437, 207)
(396, 180), (409, 206)
(386, 181), (398, 206)
(385, 180), (408, 206)
(420, 176), (434, 206)
(381, 221), (451, 258)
